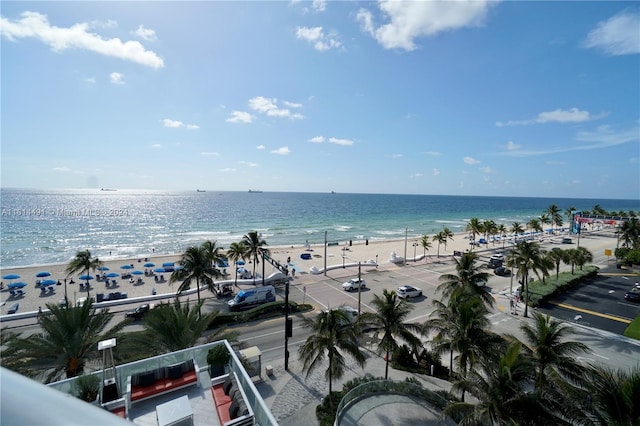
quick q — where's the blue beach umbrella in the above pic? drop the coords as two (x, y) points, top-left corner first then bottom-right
(8, 282), (27, 289)
(3, 274), (21, 280)
(131, 270), (143, 275)
(120, 264), (134, 270)
(236, 260), (245, 266)
(36, 271), (51, 278)
(98, 266), (110, 271)
(144, 262), (155, 268)
(162, 262), (174, 267)
(175, 265), (184, 271)
(105, 272), (119, 278)
(40, 279), (57, 287)
(79, 274), (94, 281)
(153, 268), (166, 273)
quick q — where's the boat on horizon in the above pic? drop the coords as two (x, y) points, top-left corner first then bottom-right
(248, 190), (263, 193)
(100, 188), (117, 191)
(196, 189), (206, 192)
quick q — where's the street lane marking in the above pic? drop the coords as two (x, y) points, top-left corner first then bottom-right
(548, 301), (631, 324)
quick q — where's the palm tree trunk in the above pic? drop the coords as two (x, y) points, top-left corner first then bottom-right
(385, 349), (390, 379)
(524, 272), (529, 317)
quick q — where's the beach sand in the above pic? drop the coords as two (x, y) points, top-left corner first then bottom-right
(0, 229), (618, 316)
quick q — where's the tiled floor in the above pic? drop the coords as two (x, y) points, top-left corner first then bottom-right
(128, 371), (221, 426)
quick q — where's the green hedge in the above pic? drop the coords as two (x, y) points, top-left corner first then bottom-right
(526, 265), (599, 306)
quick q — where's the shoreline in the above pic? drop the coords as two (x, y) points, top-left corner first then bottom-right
(0, 229), (620, 316)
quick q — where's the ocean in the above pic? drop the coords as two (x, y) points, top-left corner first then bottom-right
(1, 188), (637, 269)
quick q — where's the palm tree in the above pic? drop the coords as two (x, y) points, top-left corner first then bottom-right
(496, 224), (508, 249)
(65, 250), (103, 300)
(171, 245), (220, 308)
(573, 246), (593, 271)
(466, 218), (483, 250)
(358, 289), (422, 379)
(441, 227), (454, 253)
(419, 234), (432, 261)
(511, 222), (525, 243)
(547, 248), (567, 279)
(226, 242), (249, 287)
(136, 299), (221, 353)
(618, 217), (640, 249)
(202, 240), (226, 271)
(520, 312), (590, 391)
(546, 204), (562, 233)
(241, 231), (270, 285)
(507, 241), (548, 317)
(564, 206), (576, 229)
(527, 218), (542, 239)
(483, 219), (497, 246)
(445, 341), (556, 425)
(1, 299), (123, 382)
(433, 231), (447, 258)
(438, 252), (493, 308)
(298, 308), (365, 405)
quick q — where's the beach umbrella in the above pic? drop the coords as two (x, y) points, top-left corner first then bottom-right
(236, 260), (246, 266)
(3, 274), (20, 280)
(7, 282), (27, 289)
(40, 279), (57, 287)
(153, 268), (166, 273)
(144, 262), (155, 268)
(175, 265), (184, 271)
(162, 262), (174, 267)
(98, 266), (110, 271)
(79, 274), (94, 281)
(36, 271), (51, 278)
(120, 264), (134, 270)
(132, 270), (143, 275)
(105, 272), (119, 278)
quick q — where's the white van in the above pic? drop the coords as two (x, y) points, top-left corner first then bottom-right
(227, 285), (276, 311)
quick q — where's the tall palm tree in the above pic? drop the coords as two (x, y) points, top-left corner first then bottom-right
(573, 246), (594, 271)
(226, 241), (249, 287)
(546, 204), (562, 233)
(547, 248), (567, 279)
(511, 222), (525, 243)
(202, 240), (226, 271)
(564, 206), (576, 230)
(298, 308), (365, 405)
(1, 299), (122, 382)
(433, 231), (447, 258)
(241, 231), (270, 285)
(65, 250), (103, 300)
(441, 227), (454, 253)
(358, 289), (422, 379)
(171, 245), (220, 307)
(419, 234), (432, 261)
(136, 300), (221, 353)
(483, 220), (497, 246)
(438, 252), (493, 308)
(527, 218), (542, 239)
(496, 224), (508, 249)
(506, 241), (548, 317)
(618, 217), (640, 249)
(520, 312), (590, 391)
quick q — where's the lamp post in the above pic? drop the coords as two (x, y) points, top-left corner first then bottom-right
(403, 227), (408, 266)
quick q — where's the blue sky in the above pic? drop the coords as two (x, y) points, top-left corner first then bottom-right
(1, 1), (638, 199)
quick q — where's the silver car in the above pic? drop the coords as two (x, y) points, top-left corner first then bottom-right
(396, 285), (422, 298)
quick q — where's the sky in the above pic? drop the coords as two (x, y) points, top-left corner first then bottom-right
(1, 1), (639, 199)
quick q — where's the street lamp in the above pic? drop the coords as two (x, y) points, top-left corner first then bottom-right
(412, 242), (418, 262)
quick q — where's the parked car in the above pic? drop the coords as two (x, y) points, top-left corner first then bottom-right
(624, 288), (640, 303)
(125, 303), (151, 319)
(7, 303), (19, 314)
(396, 285), (423, 298)
(561, 237), (572, 244)
(488, 258), (503, 269)
(494, 266), (511, 276)
(342, 278), (366, 292)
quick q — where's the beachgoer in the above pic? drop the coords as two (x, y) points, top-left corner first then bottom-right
(291, 268), (296, 278)
(287, 256), (291, 264)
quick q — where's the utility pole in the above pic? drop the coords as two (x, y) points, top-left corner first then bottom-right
(357, 262), (362, 315)
(324, 230), (328, 277)
(403, 227), (408, 266)
(284, 266), (291, 370)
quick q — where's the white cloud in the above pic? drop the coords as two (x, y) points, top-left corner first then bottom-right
(545, 161), (566, 166)
(201, 152), (220, 156)
(239, 161), (258, 167)
(629, 157), (639, 164)
(312, 0), (327, 12)
(480, 166), (493, 174)
(357, 1), (494, 51)
(218, 167), (237, 172)
(496, 107), (605, 126)
(226, 111), (254, 124)
(424, 151), (442, 156)
(309, 136), (325, 143)
(283, 100), (302, 108)
(256, 145), (266, 150)
(0, 11), (164, 68)
(151, 143), (161, 148)
(391, 154), (403, 158)
(84, 77), (96, 84)
(583, 11), (640, 56)
(271, 147), (291, 155)
(463, 156), (480, 165)
(571, 179), (581, 184)
(248, 96), (304, 120)
(52, 166), (71, 172)
(163, 118), (183, 128)
(328, 137), (354, 146)
(432, 168), (441, 176)
(410, 172), (423, 178)
(110, 72), (125, 85)
(186, 124), (200, 130)
(504, 141), (521, 150)
(295, 26), (342, 51)
(135, 25), (157, 42)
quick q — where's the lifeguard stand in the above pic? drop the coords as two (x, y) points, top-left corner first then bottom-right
(98, 338), (119, 403)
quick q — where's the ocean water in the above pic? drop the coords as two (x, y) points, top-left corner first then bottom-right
(0, 188), (637, 269)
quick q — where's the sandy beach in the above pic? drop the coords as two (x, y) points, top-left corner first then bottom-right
(0, 229), (619, 317)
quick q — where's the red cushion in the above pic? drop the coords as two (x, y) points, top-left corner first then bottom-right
(212, 385), (233, 423)
(131, 370), (197, 401)
(110, 406), (126, 419)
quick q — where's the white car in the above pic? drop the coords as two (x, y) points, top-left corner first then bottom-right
(342, 278), (366, 292)
(396, 285), (423, 298)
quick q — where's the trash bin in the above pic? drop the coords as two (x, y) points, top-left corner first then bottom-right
(96, 293), (104, 303)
